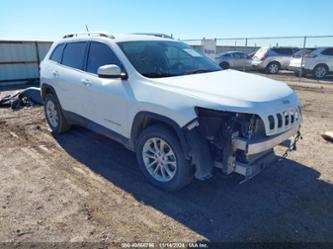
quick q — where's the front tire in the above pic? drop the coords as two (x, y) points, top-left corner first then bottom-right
(219, 62), (230, 70)
(312, 64), (328, 79)
(136, 125), (193, 191)
(44, 94), (70, 133)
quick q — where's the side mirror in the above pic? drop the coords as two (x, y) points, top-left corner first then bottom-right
(97, 64), (128, 79)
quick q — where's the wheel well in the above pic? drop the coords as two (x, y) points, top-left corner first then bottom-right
(130, 113), (189, 155)
(267, 61), (281, 67)
(132, 117), (176, 147)
(41, 84), (54, 99)
(219, 61), (230, 68)
(314, 63), (329, 71)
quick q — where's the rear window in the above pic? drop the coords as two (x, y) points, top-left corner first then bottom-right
(293, 48), (315, 58)
(254, 48), (269, 59)
(50, 44), (65, 63)
(62, 42), (88, 70)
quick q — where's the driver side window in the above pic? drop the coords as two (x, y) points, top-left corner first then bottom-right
(86, 42), (122, 74)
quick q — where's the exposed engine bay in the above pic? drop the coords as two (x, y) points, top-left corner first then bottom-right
(186, 107), (301, 182)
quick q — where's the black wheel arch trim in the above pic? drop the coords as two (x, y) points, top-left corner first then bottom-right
(41, 83), (67, 113)
(314, 63), (329, 71)
(130, 111), (191, 157)
(41, 83), (60, 102)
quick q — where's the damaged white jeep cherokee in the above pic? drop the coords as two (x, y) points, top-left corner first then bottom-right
(40, 33), (302, 191)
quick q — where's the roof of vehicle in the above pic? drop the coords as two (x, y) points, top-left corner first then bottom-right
(221, 51), (245, 55)
(59, 32), (175, 44)
(310, 47), (333, 50)
(127, 33), (173, 39)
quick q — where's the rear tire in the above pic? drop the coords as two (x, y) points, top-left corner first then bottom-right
(265, 62), (280, 74)
(312, 64), (328, 79)
(136, 125), (193, 191)
(44, 94), (70, 133)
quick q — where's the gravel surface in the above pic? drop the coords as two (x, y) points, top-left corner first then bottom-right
(0, 80), (332, 244)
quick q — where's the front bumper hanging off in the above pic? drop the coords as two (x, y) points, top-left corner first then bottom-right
(230, 125), (301, 183)
(233, 125), (300, 155)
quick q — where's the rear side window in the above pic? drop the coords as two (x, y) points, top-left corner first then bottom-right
(86, 42), (122, 74)
(50, 44), (65, 63)
(234, 53), (246, 59)
(272, 48), (293, 55)
(62, 42), (88, 70)
(322, 48), (333, 56)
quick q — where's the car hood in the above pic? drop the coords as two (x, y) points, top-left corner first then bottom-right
(151, 69), (294, 103)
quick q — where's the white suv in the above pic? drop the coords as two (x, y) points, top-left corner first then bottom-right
(40, 33), (302, 191)
(289, 47), (333, 79)
(252, 47), (300, 74)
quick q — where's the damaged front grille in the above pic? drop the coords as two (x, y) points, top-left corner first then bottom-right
(267, 107), (300, 134)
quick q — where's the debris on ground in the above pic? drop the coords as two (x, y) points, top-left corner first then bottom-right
(321, 131), (333, 143)
(0, 87), (43, 110)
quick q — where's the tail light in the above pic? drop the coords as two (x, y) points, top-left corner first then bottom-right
(304, 54), (317, 58)
(260, 53), (268, 61)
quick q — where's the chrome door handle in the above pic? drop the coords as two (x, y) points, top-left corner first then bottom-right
(81, 79), (92, 86)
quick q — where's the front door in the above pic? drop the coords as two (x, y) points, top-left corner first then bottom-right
(79, 42), (130, 137)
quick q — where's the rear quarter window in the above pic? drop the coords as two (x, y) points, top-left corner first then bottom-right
(49, 44), (65, 63)
(272, 48), (293, 55)
(322, 48), (333, 56)
(62, 42), (88, 70)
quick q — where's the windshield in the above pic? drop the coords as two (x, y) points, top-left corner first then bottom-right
(117, 41), (221, 78)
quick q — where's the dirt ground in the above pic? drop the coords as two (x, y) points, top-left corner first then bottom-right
(0, 79), (333, 245)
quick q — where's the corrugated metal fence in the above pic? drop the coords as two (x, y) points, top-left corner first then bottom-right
(0, 40), (52, 86)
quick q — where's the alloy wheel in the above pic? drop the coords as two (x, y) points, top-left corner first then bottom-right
(315, 66), (327, 79)
(142, 137), (177, 182)
(268, 63), (279, 74)
(46, 100), (59, 128)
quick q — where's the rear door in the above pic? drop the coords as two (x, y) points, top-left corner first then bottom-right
(56, 42), (89, 116)
(233, 52), (251, 70)
(45, 43), (65, 90)
(273, 48), (294, 69)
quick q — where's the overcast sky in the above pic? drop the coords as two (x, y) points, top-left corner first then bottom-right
(1, 0), (332, 46)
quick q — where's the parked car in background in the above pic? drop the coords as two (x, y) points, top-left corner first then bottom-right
(292, 48), (316, 58)
(289, 47), (333, 79)
(252, 47), (300, 74)
(288, 48), (315, 76)
(215, 51), (252, 70)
